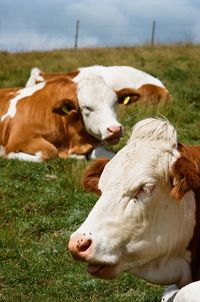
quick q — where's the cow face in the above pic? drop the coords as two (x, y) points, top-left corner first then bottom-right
(76, 75), (122, 144)
(68, 118), (196, 287)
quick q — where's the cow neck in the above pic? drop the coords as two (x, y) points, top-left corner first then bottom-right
(178, 143), (200, 281)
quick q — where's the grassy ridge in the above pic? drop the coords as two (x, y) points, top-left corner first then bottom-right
(0, 44), (199, 144)
(0, 44), (200, 301)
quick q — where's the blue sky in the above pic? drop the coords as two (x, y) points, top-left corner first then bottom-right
(0, 0), (199, 52)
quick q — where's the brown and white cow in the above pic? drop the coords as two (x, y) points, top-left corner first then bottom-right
(68, 118), (200, 289)
(73, 65), (169, 104)
(0, 75), (122, 161)
(26, 65), (168, 105)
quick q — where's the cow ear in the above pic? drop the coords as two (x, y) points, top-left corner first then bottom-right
(52, 99), (77, 115)
(82, 158), (110, 195)
(171, 157), (200, 201)
(115, 88), (141, 105)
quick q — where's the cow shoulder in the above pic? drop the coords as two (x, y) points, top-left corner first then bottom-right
(82, 158), (110, 195)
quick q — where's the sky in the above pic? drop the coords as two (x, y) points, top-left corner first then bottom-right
(0, 0), (199, 52)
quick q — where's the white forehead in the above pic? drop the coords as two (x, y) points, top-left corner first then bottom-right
(99, 142), (160, 193)
(129, 118), (177, 147)
(76, 75), (117, 107)
(99, 118), (179, 192)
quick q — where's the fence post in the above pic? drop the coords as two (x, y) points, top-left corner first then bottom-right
(151, 20), (156, 46)
(74, 20), (80, 49)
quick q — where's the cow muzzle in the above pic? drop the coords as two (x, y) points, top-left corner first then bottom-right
(68, 234), (120, 279)
(104, 125), (123, 144)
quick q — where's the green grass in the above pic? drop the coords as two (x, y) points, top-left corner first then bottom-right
(0, 44), (200, 301)
(0, 159), (163, 302)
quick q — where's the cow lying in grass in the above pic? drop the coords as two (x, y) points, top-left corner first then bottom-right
(26, 65), (168, 105)
(68, 118), (200, 290)
(0, 75), (123, 161)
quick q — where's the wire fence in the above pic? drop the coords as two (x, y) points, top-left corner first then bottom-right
(0, 20), (197, 52)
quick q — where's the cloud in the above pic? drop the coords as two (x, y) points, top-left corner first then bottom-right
(0, 31), (70, 52)
(64, 0), (200, 45)
(0, 0), (199, 51)
(0, 29), (100, 52)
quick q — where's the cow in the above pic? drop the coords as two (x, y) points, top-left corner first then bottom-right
(0, 75), (123, 161)
(68, 118), (200, 290)
(26, 65), (168, 105)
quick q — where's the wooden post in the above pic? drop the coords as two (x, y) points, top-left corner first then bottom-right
(74, 20), (80, 49)
(151, 20), (156, 46)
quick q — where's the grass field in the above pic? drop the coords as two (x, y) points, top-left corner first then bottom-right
(0, 44), (200, 301)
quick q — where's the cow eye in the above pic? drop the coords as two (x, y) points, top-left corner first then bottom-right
(129, 183), (155, 201)
(83, 106), (93, 112)
(132, 196), (138, 203)
(136, 183), (155, 199)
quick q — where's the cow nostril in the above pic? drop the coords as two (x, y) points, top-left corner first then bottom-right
(78, 239), (92, 252)
(107, 126), (122, 134)
(68, 236), (93, 259)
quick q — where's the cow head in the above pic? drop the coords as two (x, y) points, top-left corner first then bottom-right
(76, 75), (122, 144)
(50, 78), (100, 154)
(26, 69), (123, 145)
(68, 118), (198, 287)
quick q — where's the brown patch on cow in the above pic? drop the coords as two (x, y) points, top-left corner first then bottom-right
(171, 143), (200, 200)
(115, 88), (141, 105)
(82, 158), (110, 195)
(0, 77), (100, 160)
(138, 84), (169, 103)
(67, 111), (100, 156)
(41, 72), (70, 80)
(43, 70), (79, 80)
(171, 157), (200, 201)
(171, 143), (200, 282)
(48, 77), (79, 111)
(66, 70), (80, 79)
(52, 99), (78, 115)
(34, 71), (78, 84)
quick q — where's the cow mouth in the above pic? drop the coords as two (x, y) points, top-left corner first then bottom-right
(87, 263), (118, 279)
(104, 136), (121, 145)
